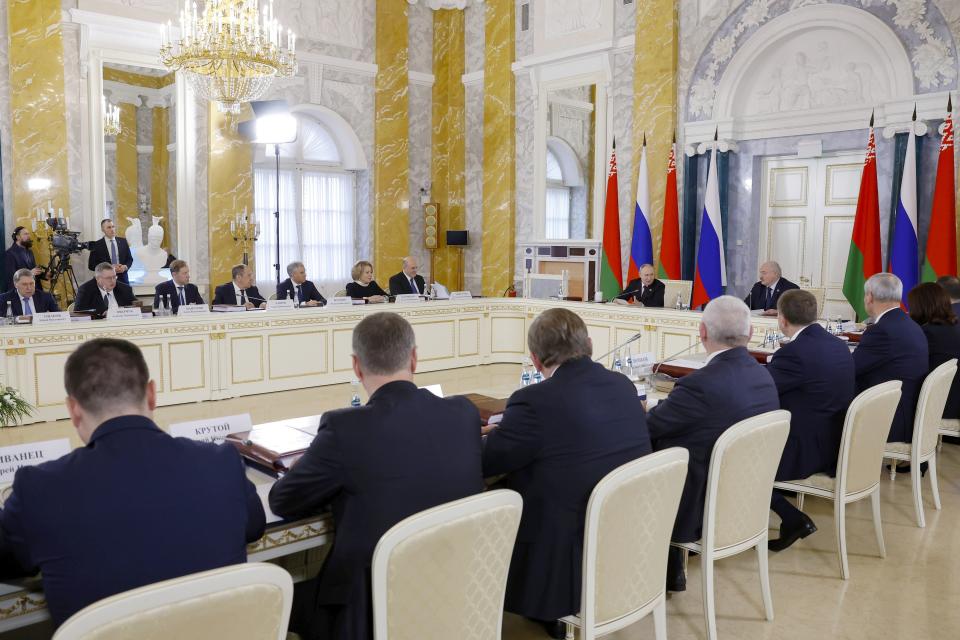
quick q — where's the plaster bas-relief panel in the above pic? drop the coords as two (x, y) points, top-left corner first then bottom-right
(62, 22), (84, 228)
(740, 33), (889, 116)
(532, 0), (613, 57)
(296, 0), (375, 63)
(466, 2), (486, 73)
(615, 0), (636, 40)
(193, 94), (209, 282)
(408, 1), (434, 74)
(77, 0), (176, 22)
(408, 82), (432, 279)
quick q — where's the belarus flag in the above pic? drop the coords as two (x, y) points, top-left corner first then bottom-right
(691, 142), (726, 309)
(922, 95), (956, 282)
(628, 135), (653, 281)
(890, 110), (919, 308)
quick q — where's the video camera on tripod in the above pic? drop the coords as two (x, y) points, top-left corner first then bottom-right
(46, 217), (93, 256)
(43, 217), (90, 307)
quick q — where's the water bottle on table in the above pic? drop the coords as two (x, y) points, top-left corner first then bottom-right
(350, 379), (362, 407)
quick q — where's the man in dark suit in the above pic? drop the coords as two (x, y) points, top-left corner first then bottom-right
(936, 275), (960, 318)
(86, 219), (133, 284)
(766, 290), (855, 552)
(854, 273), (928, 443)
(744, 261), (799, 314)
(0, 269), (60, 316)
(387, 256), (425, 296)
(212, 264), (267, 309)
(278, 261), (326, 307)
(0, 338), (265, 627)
(647, 295), (779, 592)
(153, 259), (204, 313)
(616, 263), (665, 307)
(4, 226), (43, 292)
(74, 263), (138, 314)
(482, 308), (651, 639)
(269, 312), (483, 640)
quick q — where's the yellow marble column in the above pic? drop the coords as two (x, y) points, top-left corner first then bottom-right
(208, 105), (253, 298)
(116, 103), (138, 220)
(481, 0), (515, 297)
(431, 9), (466, 288)
(151, 107), (169, 248)
(374, 0), (410, 273)
(7, 0), (69, 267)
(632, 0), (678, 272)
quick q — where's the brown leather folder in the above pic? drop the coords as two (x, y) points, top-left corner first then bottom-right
(225, 425), (315, 475)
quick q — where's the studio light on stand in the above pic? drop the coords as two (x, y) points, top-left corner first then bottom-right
(239, 100), (298, 285)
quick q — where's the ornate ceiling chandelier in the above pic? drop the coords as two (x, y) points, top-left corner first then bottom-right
(160, 0), (296, 115)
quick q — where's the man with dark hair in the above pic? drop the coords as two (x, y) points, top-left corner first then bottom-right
(213, 264), (266, 309)
(278, 261), (326, 306)
(4, 226), (43, 293)
(936, 275), (960, 317)
(482, 307), (652, 638)
(74, 263), (137, 314)
(766, 289), (855, 552)
(0, 338), (265, 627)
(0, 269), (59, 315)
(87, 219), (133, 284)
(270, 312), (483, 640)
(153, 259), (204, 313)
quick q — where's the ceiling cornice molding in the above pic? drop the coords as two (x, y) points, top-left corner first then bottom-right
(406, 0), (483, 10)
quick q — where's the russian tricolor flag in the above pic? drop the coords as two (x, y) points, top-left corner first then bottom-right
(692, 143), (726, 309)
(890, 116), (919, 308)
(628, 137), (653, 280)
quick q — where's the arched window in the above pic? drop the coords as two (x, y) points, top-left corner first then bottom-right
(545, 147), (571, 240)
(253, 106), (366, 294)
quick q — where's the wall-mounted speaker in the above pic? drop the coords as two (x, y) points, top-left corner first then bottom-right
(424, 203), (439, 249)
(446, 230), (469, 246)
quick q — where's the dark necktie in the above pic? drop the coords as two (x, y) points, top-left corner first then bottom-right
(409, 277), (417, 294)
(641, 286), (647, 299)
(110, 239), (118, 265)
(296, 285), (303, 302)
(178, 286), (185, 305)
(240, 289), (247, 305)
(766, 287), (773, 309)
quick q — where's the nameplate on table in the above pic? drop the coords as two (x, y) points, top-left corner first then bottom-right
(169, 413), (253, 444)
(840, 321), (857, 333)
(394, 294), (424, 304)
(449, 291), (473, 301)
(266, 299), (295, 310)
(632, 352), (655, 368)
(33, 311), (71, 326)
(106, 307), (143, 321)
(328, 296), (354, 306)
(177, 304), (210, 316)
(0, 439), (71, 483)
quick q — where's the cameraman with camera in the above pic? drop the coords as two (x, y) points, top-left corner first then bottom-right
(4, 227), (44, 293)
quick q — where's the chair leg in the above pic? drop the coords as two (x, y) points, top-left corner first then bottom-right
(870, 490), (886, 558)
(702, 552), (717, 640)
(911, 460), (926, 528)
(757, 538), (774, 621)
(653, 599), (667, 640)
(835, 497), (849, 580)
(928, 455), (942, 511)
(888, 458), (896, 481)
(797, 493), (805, 511)
(564, 621), (574, 640)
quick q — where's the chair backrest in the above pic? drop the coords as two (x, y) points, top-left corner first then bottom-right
(914, 359), (957, 457)
(371, 489), (522, 640)
(67, 302), (75, 312)
(837, 381), (902, 496)
(704, 410), (790, 550)
(268, 292), (278, 300)
(333, 288), (348, 297)
(582, 448), (688, 629)
(662, 279), (693, 308)
(53, 563), (293, 640)
(801, 287), (826, 318)
(523, 272), (568, 300)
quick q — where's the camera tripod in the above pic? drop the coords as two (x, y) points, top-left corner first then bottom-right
(45, 252), (80, 309)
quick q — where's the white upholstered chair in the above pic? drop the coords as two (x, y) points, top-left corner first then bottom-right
(53, 563), (293, 640)
(559, 448), (689, 640)
(774, 381), (902, 579)
(371, 489), (522, 640)
(662, 279), (693, 309)
(800, 287), (826, 318)
(939, 418), (960, 439)
(672, 410), (790, 640)
(884, 359), (957, 527)
(333, 288), (348, 298)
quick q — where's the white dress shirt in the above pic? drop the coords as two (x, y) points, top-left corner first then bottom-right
(99, 286), (119, 311)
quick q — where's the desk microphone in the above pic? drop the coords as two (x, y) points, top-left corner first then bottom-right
(245, 293), (267, 304)
(594, 332), (643, 363)
(609, 287), (643, 303)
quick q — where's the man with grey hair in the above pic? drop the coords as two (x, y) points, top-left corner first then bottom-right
(854, 272), (928, 443)
(648, 295), (778, 591)
(270, 312), (483, 640)
(73, 262), (137, 314)
(482, 308), (651, 637)
(0, 268), (59, 315)
(388, 255), (425, 296)
(745, 260), (799, 314)
(277, 261), (326, 306)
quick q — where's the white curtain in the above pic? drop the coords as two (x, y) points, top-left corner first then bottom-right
(301, 171), (355, 293)
(545, 186), (571, 240)
(254, 168), (299, 285)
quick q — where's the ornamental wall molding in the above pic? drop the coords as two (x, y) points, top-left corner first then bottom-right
(407, 0), (484, 9)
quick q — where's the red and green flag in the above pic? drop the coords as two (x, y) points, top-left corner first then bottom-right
(599, 141), (623, 299)
(922, 95), (956, 282)
(658, 136), (681, 279)
(842, 114), (883, 321)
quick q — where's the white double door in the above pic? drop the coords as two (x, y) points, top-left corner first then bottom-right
(759, 152), (864, 319)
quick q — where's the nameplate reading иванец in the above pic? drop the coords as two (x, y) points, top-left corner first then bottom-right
(168, 414), (253, 444)
(33, 311), (71, 326)
(107, 307), (143, 321)
(0, 439), (71, 484)
(177, 304), (211, 316)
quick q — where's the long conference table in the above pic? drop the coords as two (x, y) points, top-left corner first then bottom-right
(0, 299), (780, 632)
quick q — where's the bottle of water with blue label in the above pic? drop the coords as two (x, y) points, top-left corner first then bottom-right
(520, 359), (532, 387)
(532, 368), (543, 384)
(612, 350), (623, 373)
(350, 379), (362, 407)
